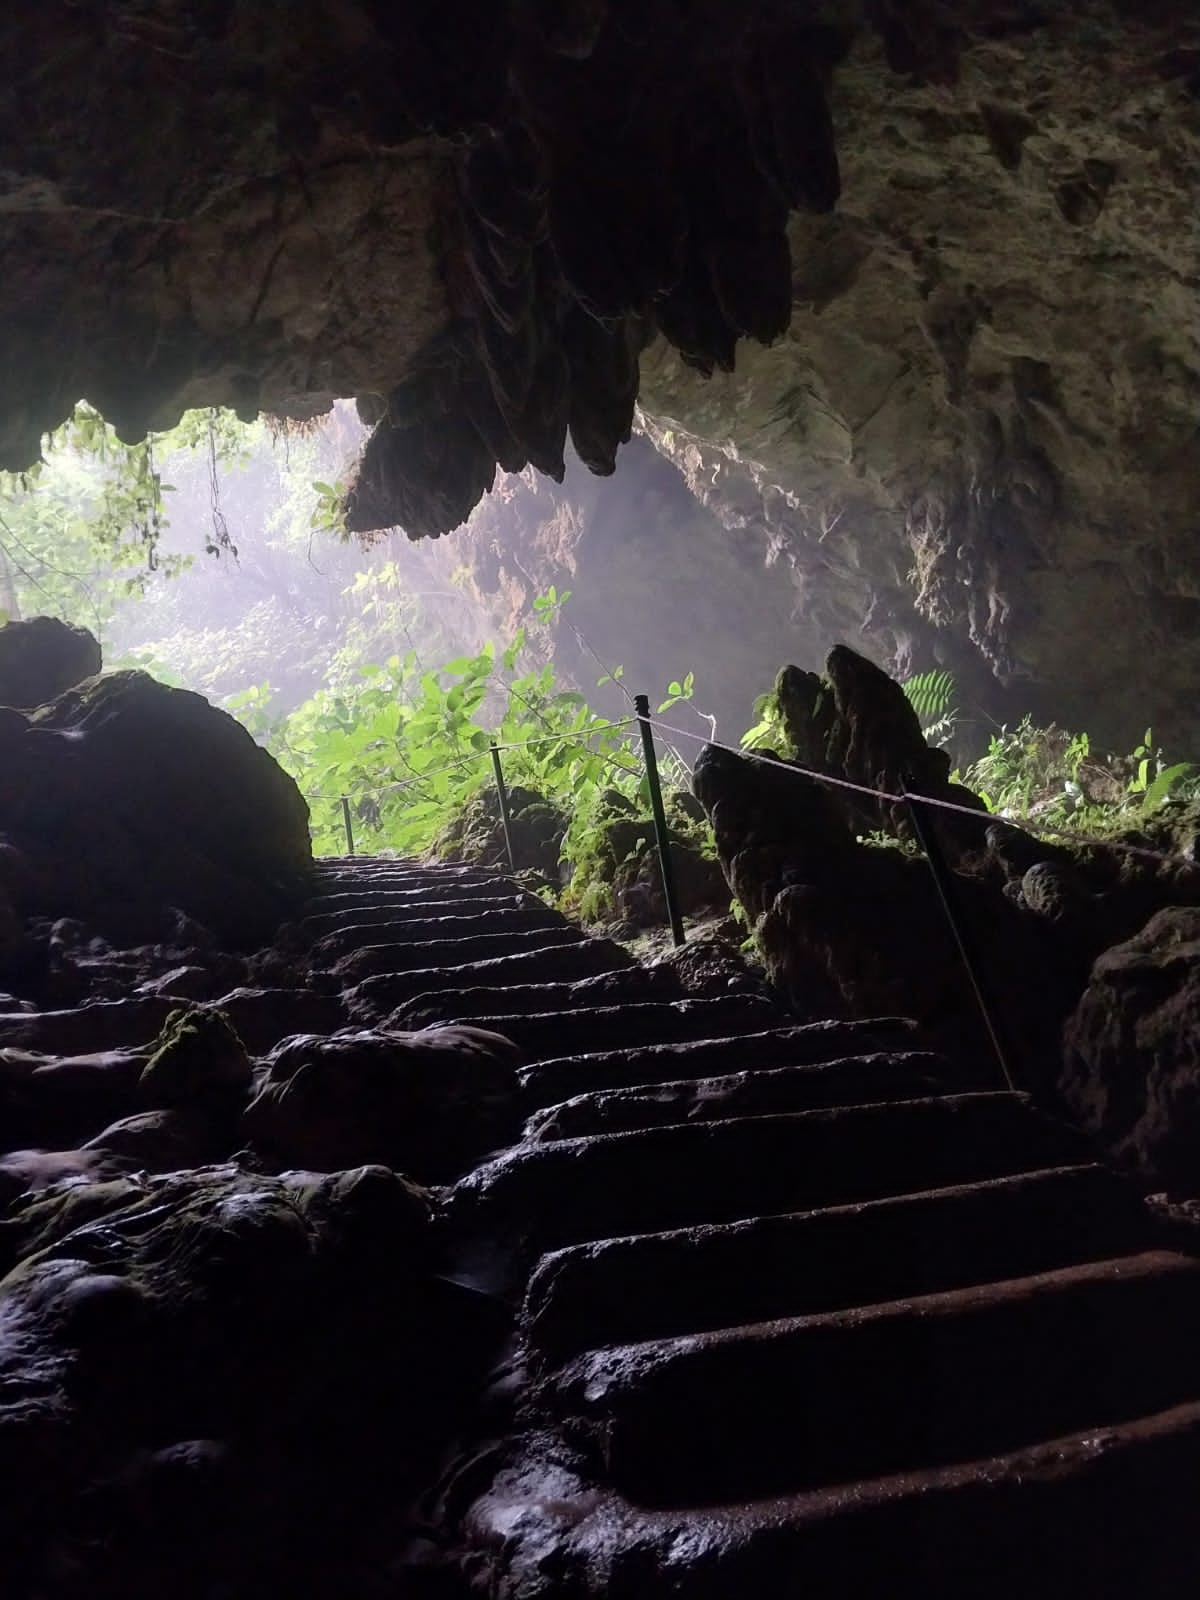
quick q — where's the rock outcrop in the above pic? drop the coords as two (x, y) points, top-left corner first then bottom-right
(5, 838), (1200, 1592)
(693, 645), (1200, 1185)
(1063, 907), (1200, 1191)
(0, 1159), (501, 1599)
(0, 617), (102, 708)
(640, 8), (1200, 746)
(2, 4), (1197, 744)
(0, 670), (312, 963)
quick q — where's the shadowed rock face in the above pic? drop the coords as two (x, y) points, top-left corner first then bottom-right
(0, 618), (102, 709)
(0, 0), (848, 512)
(0, 670), (312, 956)
(691, 646), (1200, 1186)
(1, 3), (1197, 742)
(640, 8), (1200, 745)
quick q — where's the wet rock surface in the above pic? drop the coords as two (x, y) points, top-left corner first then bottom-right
(1063, 907), (1200, 1191)
(2, 604), (1200, 1598)
(694, 646), (1200, 1188)
(2, 843), (1200, 1596)
(0, 669), (312, 957)
(0, 1159), (501, 1600)
(3, 10), (1197, 748)
(0, 617), (102, 710)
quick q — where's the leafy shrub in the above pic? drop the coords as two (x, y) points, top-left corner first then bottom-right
(223, 597), (720, 926)
(962, 718), (1200, 833)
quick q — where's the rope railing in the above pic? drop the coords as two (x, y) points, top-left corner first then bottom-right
(303, 717), (639, 804)
(304, 692), (1197, 1095)
(644, 713), (1199, 875)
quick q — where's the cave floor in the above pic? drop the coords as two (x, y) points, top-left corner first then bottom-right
(3, 855), (1198, 1596)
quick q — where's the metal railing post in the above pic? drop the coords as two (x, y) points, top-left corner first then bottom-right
(902, 779), (1017, 1091)
(490, 743), (518, 874)
(634, 694), (686, 948)
(340, 796), (356, 857)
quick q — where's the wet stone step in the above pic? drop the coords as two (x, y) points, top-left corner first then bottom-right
(0, 995), (183, 1053)
(312, 857), (498, 880)
(296, 894), (536, 932)
(293, 905), (565, 948)
(549, 1251), (1200, 1508)
(523, 1163), (1149, 1363)
(516, 1018), (926, 1107)
(522, 1050), (961, 1140)
(343, 942), (636, 1023)
(384, 969), (692, 1031)
(304, 883), (523, 912)
(309, 876), (513, 902)
(431, 995), (782, 1062)
(444, 1093), (1087, 1272)
(469, 1401), (1200, 1600)
(315, 925), (586, 981)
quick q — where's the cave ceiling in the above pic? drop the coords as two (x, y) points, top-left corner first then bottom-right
(1, 0), (1198, 738)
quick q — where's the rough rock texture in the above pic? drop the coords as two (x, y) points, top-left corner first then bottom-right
(773, 643), (987, 840)
(3, 5), (1196, 742)
(1063, 907), (1200, 1190)
(0, 670), (312, 957)
(0, 617), (102, 708)
(435, 784), (567, 878)
(426, 435), (810, 742)
(0, 1161), (501, 1600)
(0, 3), (447, 460)
(640, 8), (1200, 746)
(694, 646), (1200, 1149)
(6, 847), (1200, 1593)
(1, 0), (846, 508)
(243, 1023), (523, 1181)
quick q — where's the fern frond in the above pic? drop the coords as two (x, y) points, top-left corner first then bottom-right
(902, 669), (956, 728)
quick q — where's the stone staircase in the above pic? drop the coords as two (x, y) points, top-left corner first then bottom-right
(302, 856), (1200, 1598)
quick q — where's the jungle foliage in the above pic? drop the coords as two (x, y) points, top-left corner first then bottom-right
(0, 405), (251, 644)
(230, 590), (704, 905)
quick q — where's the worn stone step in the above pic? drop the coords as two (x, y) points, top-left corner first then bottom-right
(523, 1050), (961, 1140)
(445, 1093), (1085, 1278)
(516, 1018), (925, 1107)
(344, 942), (636, 1023)
(523, 1163), (1148, 1362)
(467, 1402), (1200, 1598)
(304, 883), (525, 912)
(385, 969), (690, 1031)
(550, 1250), (1200, 1507)
(309, 873), (511, 900)
(430, 995), (782, 1064)
(312, 856), (498, 882)
(298, 893), (532, 932)
(316, 925), (586, 982)
(0, 995), (181, 1053)
(293, 905), (565, 948)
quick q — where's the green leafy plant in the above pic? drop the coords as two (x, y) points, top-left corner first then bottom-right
(658, 672), (695, 714)
(901, 668), (957, 745)
(961, 716), (1200, 832)
(741, 689), (787, 751)
(230, 595), (704, 885)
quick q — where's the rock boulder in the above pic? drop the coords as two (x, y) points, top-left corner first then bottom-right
(1062, 907), (1200, 1190)
(0, 616), (102, 709)
(0, 670), (311, 956)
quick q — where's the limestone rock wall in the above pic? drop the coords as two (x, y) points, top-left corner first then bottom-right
(1, 2), (1197, 746)
(640, 11), (1200, 746)
(427, 437), (813, 743)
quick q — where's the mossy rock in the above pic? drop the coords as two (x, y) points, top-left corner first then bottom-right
(434, 786), (566, 875)
(139, 1006), (252, 1107)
